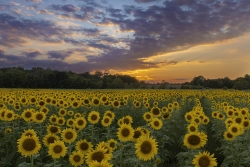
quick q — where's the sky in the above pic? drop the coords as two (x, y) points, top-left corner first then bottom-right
(0, 0), (250, 83)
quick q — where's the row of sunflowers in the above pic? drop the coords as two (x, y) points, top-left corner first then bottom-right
(1, 89), (250, 167)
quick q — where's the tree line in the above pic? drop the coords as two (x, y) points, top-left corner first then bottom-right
(0, 66), (249, 90)
(182, 75), (250, 90)
(0, 66), (147, 89)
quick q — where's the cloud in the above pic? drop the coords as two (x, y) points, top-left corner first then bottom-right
(51, 4), (79, 12)
(47, 50), (73, 60)
(22, 51), (42, 58)
(134, 0), (158, 3)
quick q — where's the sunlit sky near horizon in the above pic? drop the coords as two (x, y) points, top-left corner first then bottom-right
(1, 0), (250, 83)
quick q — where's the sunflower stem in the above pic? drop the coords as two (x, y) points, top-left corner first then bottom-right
(120, 145), (123, 167)
(30, 155), (34, 167)
(91, 124), (94, 143)
(54, 159), (56, 167)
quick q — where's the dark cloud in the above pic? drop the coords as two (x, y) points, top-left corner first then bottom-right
(22, 51), (42, 58)
(135, 0), (158, 3)
(51, 4), (79, 12)
(47, 50), (73, 60)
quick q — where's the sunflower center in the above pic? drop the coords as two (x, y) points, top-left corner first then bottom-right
(188, 135), (200, 145)
(106, 113), (112, 118)
(65, 132), (73, 139)
(152, 108), (160, 115)
(36, 114), (43, 120)
(78, 120), (84, 125)
(23, 138), (36, 151)
(198, 156), (210, 167)
(7, 113), (13, 118)
(25, 112), (32, 118)
(114, 101), (119, 106)
(104, 118), (110, 123)
(146, 114), (151, 119)
(91, 115), (97, 121)
(46, 135), (55, 143)
(140, 141), (152, 154)
(93, 99), (99, 105)
(227, 132), (233, 138)
(73, 155), (81, 162)
(73, 102), (78, 107)
(154, 121), (159, 126)
(80, 142), (89, 150)
(121, 128), (130, 137)
(235, 118), (242, 124)
(52, 118), (56, 122)
(194, 118), (200, 124)
(133, 131), (142, 139)
(109, 142), (115, 147)
(243, 121), (249, 127)
(187, 115), (192, 120)
(58, 119), (63, 124)
(60, 110), (65, 115)
(92, 151), (104, 162)
(50, 127), (58, 133)
(231, 127), (238, 133)
(123, 118), (130, 124)
(190, 127), (196, 132)
(53, 145), (62, 153)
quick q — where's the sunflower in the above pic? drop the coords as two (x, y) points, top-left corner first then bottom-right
(92, 97), (100, 106)
(22, 129), (38, 137)
(135, 136), (158, 161)
(183, 132), (207, 149)
(100, 95), (109, 104)
(57, 117), (66, 126)
(69, 151), (85, 167)
(192, 151), (217, 167)
(68, 110), (74, 116)
(143, 112), (152, 122)
(47, 125), (61, 135)
(242, 119), (250, 129)
(75, 117), (87, 130)
(112, 100), (121, 108)
(122, 115), (133, 125)
(150, 118), (163, 130)
(71, 100), (80, 109)
(40, 106), (49, 115)
(66, 118), (75, 127)
(74, 113), (82, 118)
(217, 113), (225, 120)
(33, 112), (46, 123)
(132, 128), (145, 141)
(150, 107), (161, 117)
(228, 123), (244, 136)
(202, 116), (209, 125)
(4, 109), (15, 121)
(88, 160), (113, 167)
(86, 147), (112, 165)
(49, 115), (58, 124)
(107, 139), (117, 151)
(187, 123), (198, 133)
(43, 133), (60, 147)
(96, 141), (113, 154)
(101, 116), (112, 127)
(104, 110), (115, 120)
(4, 128), (12, 134)
(17, 135), (41, 157)
(75, 139), (93, 154)
(88, 111), (100, 124)
(61, 128), (77, 143)
(223, 131), (236, 141)
(48, 140), (67, 159)
(58, 108), (67, 117)
(22, 109), (35, 122)
(185, 113), (193, 123)
(162, 113), (172, 120)
(117, 124), (134, 141)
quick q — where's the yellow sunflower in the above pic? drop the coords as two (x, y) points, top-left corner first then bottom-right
(223, 131), (236, 141)
(4, 128), (12, 134)
(122, 115), (133, 125)
(132, 127), (145, 142)
(117, 124), (134, 141)
(149, 117), (163, 130)
(187, 123), (198, 133)
(49, 114), (58, 124)
(75, 139), (93, 154)
(33, 112), (46, 123)
(150, 107), (161, 117)
(47, 124), (61, 135)
(43, 133), (60, 147)
(57, 117), (66, 126)
(107, 139), (117, 151)
(88, 111), (100, 124)
(75, 117), (87, 130)
(183, 132), (207, 149)
(143, 112), (152, 122)
(192, 151), (217, 167)
(69, 151), (85, 167)
(228, 123), (244, 136)
(185, 113), (193, 123)
(92, 97), (100, 106)
(48, 140), (67, 159)
(22, 108), (35, 122)
(22, 129), (38, 137)
(4, 109), (15, 122)
(66, 118), (75, 127)
(58, 108), (67, 117)
(104, 110), (115, 120)
(88, 160), (113, 167)
(17, 135), (41, 157)
(101, 116), (112, 127)
(86, 147), (112, 165)
(61, 128), (77, 143)
(135, 136), (158, 161)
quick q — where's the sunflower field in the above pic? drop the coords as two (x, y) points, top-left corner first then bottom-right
(1, 89), (250, 167)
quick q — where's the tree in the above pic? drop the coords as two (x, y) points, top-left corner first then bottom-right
(233, 80), (249, 90)
(191, 76), (206, 86)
